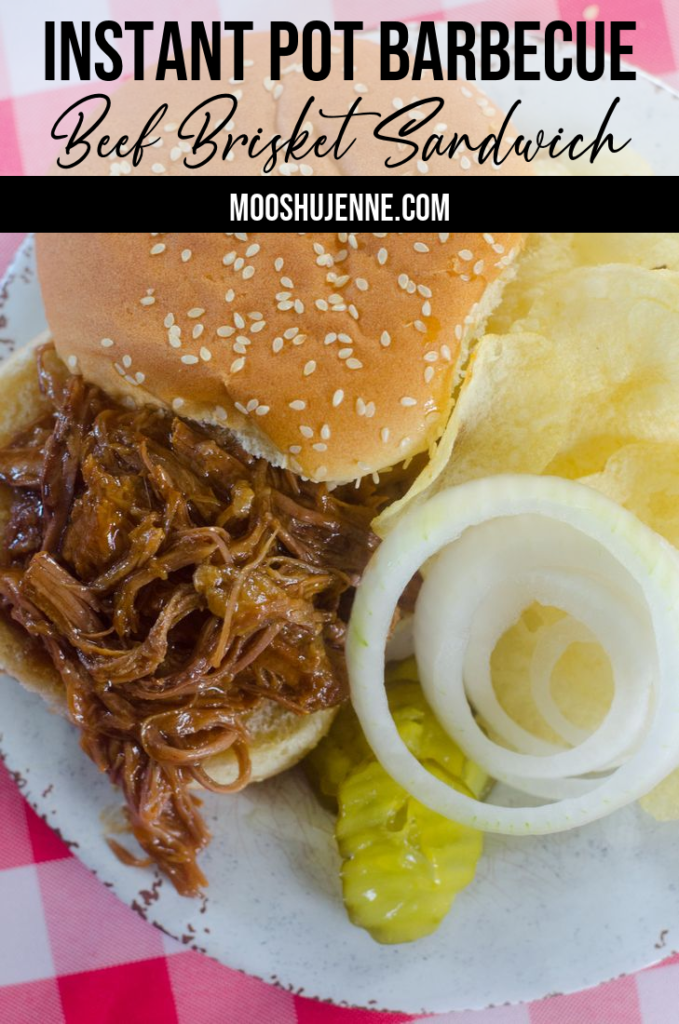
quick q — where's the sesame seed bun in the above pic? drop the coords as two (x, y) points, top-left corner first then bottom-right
(36, 231), (527, 483)
(47, 34), (533, 178)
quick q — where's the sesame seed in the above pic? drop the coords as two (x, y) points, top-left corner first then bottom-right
(424, 351), (438, 362)
(217, 326), (235, 337)
(247, 321), (264, 333)
(255, 406), (269, 416)
(246, 399), (258, 412)
(193, 324), (204, 339)
(346, 358), (363, 370)
(114, 363), (125, 376)
(313, 442), (327, 451)
(332, 389), (344, 407)
(200, 347), (212, 361)
(400, 396), (417, 407)
(381, 427), (390, 443)
(459, 249), (473, 260)
(414, 320), (427, 333)
(223, 252), (236, 266)
(180, 354), (198, 365)
(303, 360), (316, 376)
(441, 344), (452, 361)
(337, 333), (351, 344)
(150, 243), (165, 255)
(417, 161), (428, 175)
(315, 299), (328, 311)
(300, 425), (314, 438)
(233, 342), (247, 355)
(281, 276), (294, 289)
(324, 333), (337, 346)
(140, 296), (155, 306)
(414, 242), (429, 253)
(435, 123), (448, 133)
(135, 371), (145, 384)
(67, 355), (78, 370)
(168, 336), (181, 349)
(316, 466), (328, 479)
(365, 402), (376, 418)
(273, 83), (283, 100)
(422, 300), (432, 317)
(100, 337), (114, 348)
(377, 248), (388, 265)
(321, 424), (331, 440)
(151, 164), (166, 174)
(473, 259), (485, 275)
(300, 164), (313, 175)
(164, 314), (175, 328)
(272, 337), (284, 353)
(234, 313), (245, 329)
(122, 355), (132, 368)
(418, 285), (433, 297)
(294, 300), (304, 314)
(355, 278), (369, 291)
(234, 402), (248, 415)
(439, 233), (449, 244)
(172, 398), (185, 411)
(354, 82), (368, 93)
(393, 97), (403, 109)
(398, 273), (409, 289)
(181, 249), (192, 262)
(246, 243), (260, 257)
(289, 400), (306, 411)
(188, 308), (205, 318)
(234, 257), (245, 272)
(380, 331), (391, 347)
(284, 327), (299, 340)
(225, 289), (235, 302)
(356, 397), (366, 416)
(274, 258), (284, 272)
(424, 366), (435, 384)
(338, 348), (353, 360)
(289, 445), (302, 454)
(230, 358), (246, 373)
(242, 266), (255, 280)
(215, 406), (227, 421)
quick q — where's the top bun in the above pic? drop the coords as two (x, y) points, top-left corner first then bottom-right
(48, 35), (533, 178)
(36, 231), (526, 483)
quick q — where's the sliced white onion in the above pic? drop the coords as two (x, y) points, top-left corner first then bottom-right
(347, 475), (679, 835)
(529, 618), (596, 747)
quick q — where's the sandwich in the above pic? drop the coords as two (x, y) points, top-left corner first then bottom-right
(0, 231), (525, 893)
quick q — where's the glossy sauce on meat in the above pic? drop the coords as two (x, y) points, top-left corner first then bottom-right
(0, 347), (383, 895)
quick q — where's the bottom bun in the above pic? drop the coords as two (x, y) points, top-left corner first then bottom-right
(0, 335), (336, 786)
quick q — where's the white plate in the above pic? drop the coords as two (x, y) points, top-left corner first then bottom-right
(362, 26), (679, 174)
(1, 236), (679, 1015)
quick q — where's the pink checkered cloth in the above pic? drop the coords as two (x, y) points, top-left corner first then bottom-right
(1, 231), (679, 1024)
(1, 1), (678, 175)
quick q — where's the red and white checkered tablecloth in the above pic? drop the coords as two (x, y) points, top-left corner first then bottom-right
(1, 1), (679, 175)
(2, 231), (679, 1024)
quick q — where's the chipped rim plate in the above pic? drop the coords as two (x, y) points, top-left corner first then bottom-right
(1, 236), (679, 1015)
